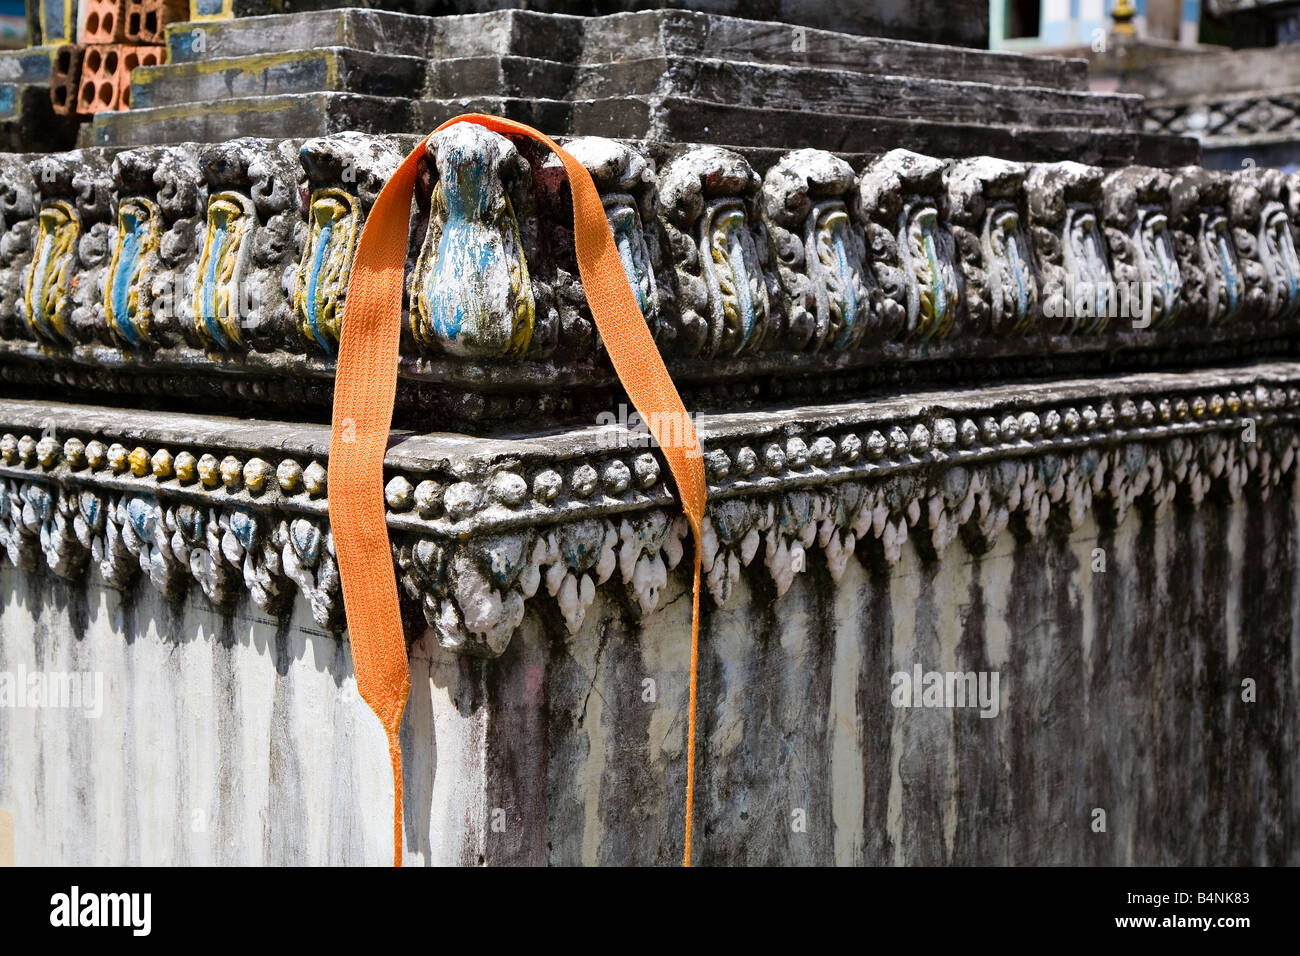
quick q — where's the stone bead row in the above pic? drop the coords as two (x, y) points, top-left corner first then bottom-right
(0, 435), (328, 498)
(2, 382), (1294, 523)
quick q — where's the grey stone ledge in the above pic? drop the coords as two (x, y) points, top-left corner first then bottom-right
(163, 7), (1007, 71)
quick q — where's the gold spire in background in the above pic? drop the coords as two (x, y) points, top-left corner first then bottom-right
(1111, 0), (1137, 36)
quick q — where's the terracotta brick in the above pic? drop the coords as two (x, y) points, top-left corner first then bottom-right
(127, 0), (188, 45)
(80, 0), (130, 44)
(117, 45), (164, 109)
(49, 45), (85, 117)
(75, 44), (163, 114)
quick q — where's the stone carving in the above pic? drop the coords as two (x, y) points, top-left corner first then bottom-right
(1026, 161), (1113, 334)
(0, 428), (343, 628)
(1, 479), (40, 571)
(0, 135), (1299, 425)
(1103, 167), (1185, 330)
(0, 155), (37, 342)
(105, 199), (163, 347)
(946, 157), (1037, 336)
(659, 146), (777, 357)
(193, 192), (254, 349)
(191, 138), (300, 352)
(296, 187), (358, 354)
(1230, 167), (1300, 323)
(1290, 170), (1300, 259)
(412, 123), (535, 360)
(1170, 166), (1245, 326)
(101, 146), (205, 348)
(25, 200), (78, 345)
(762, 149), (875, 351)
(533, 136), (652, 359)
(1145, 91), (1300, 144)
(859, 149), (962, 340)
(572, 138), (659, 318)
(3, 372), (1296, 657)
(294, 132), (415, 356)
(19, 150), (113, 347)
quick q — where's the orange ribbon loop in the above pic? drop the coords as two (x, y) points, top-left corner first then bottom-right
(330, 115), (707, 867)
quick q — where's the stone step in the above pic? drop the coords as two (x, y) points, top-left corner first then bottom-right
(98, 80), (1193, 164)
(1133, 130), (1205, 168)
(186, 0), (392, 19)
(422, 55), (576, 102)
(573, 58), (1139, 131)
(416, 96), (1195, 167)
(580, 9), (1088, 91)
(143, 45), (1120, 135)
(179, 0), (987, 48)
(164, 7), (1079, 93)
(90, 91), (421, 145)
(166, 8), (583, 64)
(419, 55), (1130, 131)
(130, 47), (428, 108)
(612, 0), (992, 47)
(0, 81), (30, 122)
(0, 46), (56, 85)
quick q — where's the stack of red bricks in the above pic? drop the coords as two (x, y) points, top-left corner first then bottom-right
(49, 0), (187, 117)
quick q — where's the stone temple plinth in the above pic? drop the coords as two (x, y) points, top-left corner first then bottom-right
(0, 4), (1297, 865)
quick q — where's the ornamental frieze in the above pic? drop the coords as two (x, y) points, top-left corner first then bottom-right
(0, 133), (1298, 427)
(4, 363), (1298, 656)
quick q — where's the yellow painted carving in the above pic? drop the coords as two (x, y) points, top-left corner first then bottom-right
(705, 202), (767, 354)
(105, 198), (162, 347)
(294, 188), (358, 354)
(24, 200), (78, 345)
(192, 191), (254, 350)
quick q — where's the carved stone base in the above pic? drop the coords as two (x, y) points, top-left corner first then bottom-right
(3, 386), (1296, 862)
(4, 358), (1300, 652)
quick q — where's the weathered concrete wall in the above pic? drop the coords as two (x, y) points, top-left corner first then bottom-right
(0, 565), (456, 865)
(3, 480), (1295, 865)
(485, 487), (1298, 866)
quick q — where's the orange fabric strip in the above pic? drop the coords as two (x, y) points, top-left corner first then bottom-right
(329, 115), (708, 867)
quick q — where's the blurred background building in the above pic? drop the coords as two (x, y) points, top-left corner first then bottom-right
(994, 0), (1300, 170)
(0, 1), (26, 49)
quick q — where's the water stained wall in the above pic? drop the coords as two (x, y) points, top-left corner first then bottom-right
(483, 483), (1298, 866)
(1, 482), (1296, 865)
